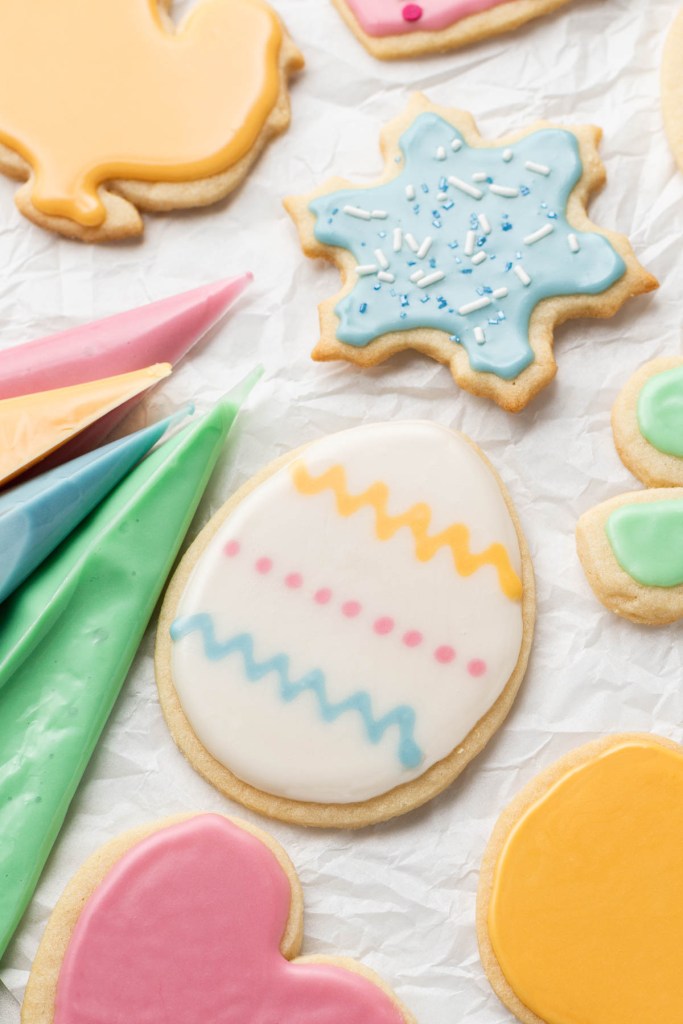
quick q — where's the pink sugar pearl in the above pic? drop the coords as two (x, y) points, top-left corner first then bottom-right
(315, 588), (332, 605)
(255, 557), (272, 575)
(342, 600), (362, 618)
(435, 645), (456, 664)
(402, 3), (423, 22)
(403, 630), (423, 647)
(374, 616), (395, 635)
(224, 540), (240, 557)
(285, 572), (303, 589)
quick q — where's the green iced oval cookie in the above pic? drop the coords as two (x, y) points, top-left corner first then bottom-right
(637, 365), (683, 458)
(606, 498), (683, 588)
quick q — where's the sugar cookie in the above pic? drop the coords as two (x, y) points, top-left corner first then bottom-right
(285, 96), (656, 412)
(478, 734), (683, 1024)
(156, 420), (535, 828)
(612, 356), (683, 487)
(332, 0), (574, 60)
(23, 814), (414, 1024)
(0, 0), (302, 240)
(662, 6), (683, 173)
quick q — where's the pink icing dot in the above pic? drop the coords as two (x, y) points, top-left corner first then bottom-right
(403, 630), (423, 647)
(374, 616), (395, 635)
(468, 658), (487, 677)
(402, 3), (423, 21)
(255, 557), (272, 575)
(315, 588), (332, 605)
(342, 600), (362, 618)
(223, 540), (240, 558)
(435, 645), (456, 664)
(285, 572), (303, 589)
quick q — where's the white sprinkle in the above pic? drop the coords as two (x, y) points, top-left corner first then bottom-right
(471, 251), (487, 265)
(524, 223), (554, 245)
(503, 148), (513, 162)
(405, 184), (416, 201)
(464, 230), (477, 256)
(568, 233), (581, 253)
(514, 264), (531, 286)
(458, 297), (492, 315)
(437, 191), (449, 201)
(356, 264), (378, 276)
(410, 269), (425, 283)
(343, 205), (372, 220)
(478, 213), (492, 235)
(377, 271), (395, 283)
(436, 146), (447, 161)
(448, 176), (483, 200)
(417, 236), (433, 259)
(451, 138), (463, 151)
(489, 184), (519, 198)
(417, 271), (446, 289)
(374, 248), (389, 270)
(371, 209), (388, 219)
(404, 232), (419, 253)
(393, 227), (403, 252)
(474, 326), (486, 345)
(525, 160), (551, 176)
(472, 171), (489, 182)
(492, 287), (508, 299)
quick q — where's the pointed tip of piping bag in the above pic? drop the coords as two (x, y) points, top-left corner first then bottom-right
(209, 365), (264, 433)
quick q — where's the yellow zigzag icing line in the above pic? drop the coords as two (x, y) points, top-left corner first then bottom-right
(291, 462), (522, 602)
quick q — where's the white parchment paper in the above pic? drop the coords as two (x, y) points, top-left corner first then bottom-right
(1, 0), (682, 1019)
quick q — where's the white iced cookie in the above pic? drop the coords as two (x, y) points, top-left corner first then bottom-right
(156, 421), (535, 828)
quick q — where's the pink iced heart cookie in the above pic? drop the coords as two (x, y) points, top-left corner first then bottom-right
(22, 815), (413, 1024)
(332, 0), (576, 59)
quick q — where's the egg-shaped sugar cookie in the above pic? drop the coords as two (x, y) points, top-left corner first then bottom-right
(156, 421), (534, 828)
(478, 734), (683, 1024)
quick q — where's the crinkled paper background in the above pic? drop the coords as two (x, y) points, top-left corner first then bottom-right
(0, 0), (681, 1019)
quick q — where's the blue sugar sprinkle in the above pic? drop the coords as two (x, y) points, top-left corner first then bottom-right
(400, 294), (409, 307)
(448, 240), (459, 249)
(505, 262), (513, 272)
(438, 176), (448, 190)
(378, 230), (387, 238)
(373, 283), (381, 291)
(400, 311), (408, 319)
(477, 236), (487, 247)
(502, 222), (513, 231)
(483, 286), (493, 294)
(470, 214), (479, 229)
(437, 297), (448, 309)
(520, 185), (531, 196)
(432, 220), (442, 229)
(359, 303), (368, 314)
(420, 295), (430, 304)
(548, 211), (558, 219)
(461, 268), (473, 275)
(443, 200), (455, 210)
(429, 257), (437, 268)
(421, 183), (429, 193)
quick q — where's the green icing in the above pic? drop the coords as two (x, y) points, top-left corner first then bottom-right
(637, 365), (683, 457)
(606, 498), (683, 588)
(0, 395), (243, 958)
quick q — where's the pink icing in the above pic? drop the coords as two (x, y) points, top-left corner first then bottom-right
(344, 0), (512, 35)
(54, 816), (406, 1024)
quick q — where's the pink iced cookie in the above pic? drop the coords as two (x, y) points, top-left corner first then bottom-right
(23, 815), (414, 1024)
(332, 0), (575, 58)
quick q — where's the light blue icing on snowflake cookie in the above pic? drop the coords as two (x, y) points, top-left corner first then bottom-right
(309, 113), (626, 381)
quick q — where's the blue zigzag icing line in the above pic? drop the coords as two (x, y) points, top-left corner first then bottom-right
(170, 613), (423, 770)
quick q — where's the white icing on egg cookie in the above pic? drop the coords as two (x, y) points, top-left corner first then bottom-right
(157, 422), (534, 826)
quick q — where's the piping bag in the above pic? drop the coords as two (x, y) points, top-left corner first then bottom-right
(0, 364), (171, 487)
(0, 407), (191, 604)
(0, 274), (252, 469)
(0, 369), (261, 960)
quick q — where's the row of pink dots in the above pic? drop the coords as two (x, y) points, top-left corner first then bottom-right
(224, 540), (486, 677)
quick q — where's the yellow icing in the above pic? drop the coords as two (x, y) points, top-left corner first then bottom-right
(488, 737), (683, 1024)
(291, 460), (523, 600)
(0, 0), (287, 226)
(0, 363), (171, 485)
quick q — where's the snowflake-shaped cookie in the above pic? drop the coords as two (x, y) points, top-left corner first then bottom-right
(286, 95), (657, 412)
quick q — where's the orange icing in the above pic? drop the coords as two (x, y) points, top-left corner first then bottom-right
(0, 363), (171, 486)
(291, 461), (522, 601)
(488, 738), (683, 1024)
(0, 0), (286, 226)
